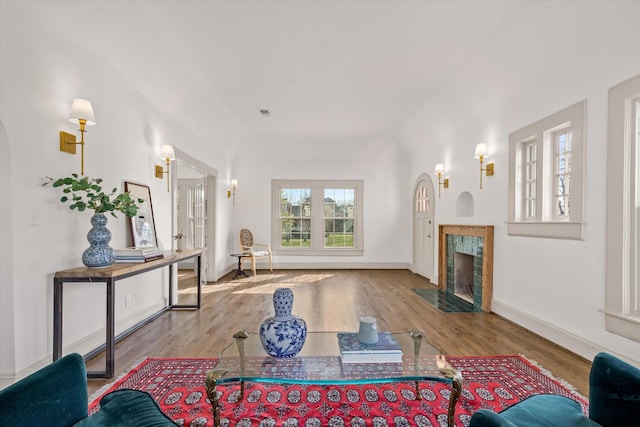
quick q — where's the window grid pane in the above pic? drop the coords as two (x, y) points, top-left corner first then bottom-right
(525, 142), (537, 219)
(280, 188), (311, 247)
(415, 185), (429, 212)
(324, 188), (355, 248)
(555, 131), (572, 217)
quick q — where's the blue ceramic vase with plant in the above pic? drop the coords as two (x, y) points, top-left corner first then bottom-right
(47, 174), (143, 268)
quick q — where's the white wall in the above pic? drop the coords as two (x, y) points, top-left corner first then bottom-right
(3, 0), (640, 385)
(398, 2), (640, 363)
(232, 134), (410, 267)
(0, 3), (239, 381)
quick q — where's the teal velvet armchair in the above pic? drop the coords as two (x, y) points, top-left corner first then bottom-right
(469, 352), (640, 427)
(0, 353), (177, 427)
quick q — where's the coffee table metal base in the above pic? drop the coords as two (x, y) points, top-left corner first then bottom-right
(206, 331), (462, 427)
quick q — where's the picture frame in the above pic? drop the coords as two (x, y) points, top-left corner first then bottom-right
(125, 182), (158, 248)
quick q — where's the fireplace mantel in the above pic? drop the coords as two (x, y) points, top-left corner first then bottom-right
(438, 224), (494, 312)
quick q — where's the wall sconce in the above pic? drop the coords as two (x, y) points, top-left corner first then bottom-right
(435, 163), (449, 198)
(155, 144), (175, 192)
(59, 99), (96, 176)
(474, 143), (494, 189)
(227, 179), (238, 205)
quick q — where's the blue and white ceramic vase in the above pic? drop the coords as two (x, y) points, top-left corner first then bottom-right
(259, 287), (307, 358)
(82, 213), (116, 268)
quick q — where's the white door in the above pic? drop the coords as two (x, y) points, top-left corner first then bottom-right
(177, 178), (207, 276)
(413, 176), (435, 280)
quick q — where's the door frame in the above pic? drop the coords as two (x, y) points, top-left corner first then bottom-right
(171, 147), (218, 283)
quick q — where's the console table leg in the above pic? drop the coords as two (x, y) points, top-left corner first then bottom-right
(196, 254), (202, 308)
(169, 264), (174, 306)
(53, 279), (63, 361)
(105, 278), (115, 379)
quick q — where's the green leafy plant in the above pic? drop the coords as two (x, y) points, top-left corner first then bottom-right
(46, 174), (143, 217)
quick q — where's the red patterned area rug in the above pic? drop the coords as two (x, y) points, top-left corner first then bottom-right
(88, 355), (587, 426)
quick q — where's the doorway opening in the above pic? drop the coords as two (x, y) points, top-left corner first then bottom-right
(171, 147), (218, 306)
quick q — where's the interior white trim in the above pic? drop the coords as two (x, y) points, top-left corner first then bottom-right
(508, 100), (587, 240)
(491, 300), (639, 365)
(605, 74), (640, 344)
(259, 262), (410, 270)
(271, 179), (364, 256)
(172, 146), (219, 282)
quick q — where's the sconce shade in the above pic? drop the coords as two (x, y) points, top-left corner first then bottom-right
(161, 144), (175, 160)
(474, 143), (488, 158)
(435, 163), (445, 175)
(228, 178), (238, 205)
(69, 99), (96, 125)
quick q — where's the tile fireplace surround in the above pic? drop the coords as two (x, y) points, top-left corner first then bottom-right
(438, 225), (494, 312)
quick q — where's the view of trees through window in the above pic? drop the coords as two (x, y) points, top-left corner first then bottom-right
(279, 187), (355, 248)
(555, 130), (571, 218)
(324, 188), (355, 247)
(280, 188), (311, 247)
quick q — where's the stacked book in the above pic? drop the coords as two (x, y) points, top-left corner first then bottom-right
(114, 247), (164, 263)
(337, 332), (403, 363)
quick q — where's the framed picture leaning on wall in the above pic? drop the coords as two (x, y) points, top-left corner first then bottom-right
(125, 182), (158, 248)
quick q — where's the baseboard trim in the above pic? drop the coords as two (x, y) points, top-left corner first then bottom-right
(265, 262), (410, 270)
(491, 300), (640, 365)
(0, 301), (168, 389)
(0, 356), (50, 389)
(224, 262), (410, 278)
(64, 300), (167, 357)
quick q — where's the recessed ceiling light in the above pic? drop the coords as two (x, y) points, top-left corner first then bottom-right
(259, 109), (271, 117)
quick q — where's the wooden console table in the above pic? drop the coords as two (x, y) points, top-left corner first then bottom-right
(53, 249), (201, 379)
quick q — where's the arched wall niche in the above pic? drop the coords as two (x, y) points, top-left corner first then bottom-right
(456, 191), (474, 217)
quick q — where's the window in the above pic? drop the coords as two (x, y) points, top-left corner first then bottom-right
(323, 188), (355, 248)
(553, 130), (571, 219)
(272, 180), (363, 255)
(605, 74), (640, 343)
(279, 188), (311, 247)
(415, 185), (429, 213)
(525, 141), (537, 219)
(508, 100), (586, 239)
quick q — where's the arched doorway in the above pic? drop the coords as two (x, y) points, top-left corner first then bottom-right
(412, 174), (435, 280)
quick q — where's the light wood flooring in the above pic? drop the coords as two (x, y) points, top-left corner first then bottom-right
(85, 269), (591, 396)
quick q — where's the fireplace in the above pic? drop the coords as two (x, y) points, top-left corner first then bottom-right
(438, 225), (494, 312)
(454, 252), (474, 302)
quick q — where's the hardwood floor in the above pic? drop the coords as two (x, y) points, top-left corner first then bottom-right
(85, 269), (591, 396)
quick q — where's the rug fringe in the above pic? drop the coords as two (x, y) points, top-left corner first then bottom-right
(517, 353), (589, 402)
(88, 356), (148, 404)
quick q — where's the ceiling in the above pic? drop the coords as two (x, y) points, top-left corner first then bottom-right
(26, 1), (522, 143)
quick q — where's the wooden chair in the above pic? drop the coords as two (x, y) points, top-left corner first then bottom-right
(239, 228), (273, 275)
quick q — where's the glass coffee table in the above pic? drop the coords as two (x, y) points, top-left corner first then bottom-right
(205, 331), (463, 427)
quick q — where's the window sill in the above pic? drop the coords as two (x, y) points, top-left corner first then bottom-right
(507, 221), (584, 240)
(604, 310), (640, 343)
(273, 248), (364, 256)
